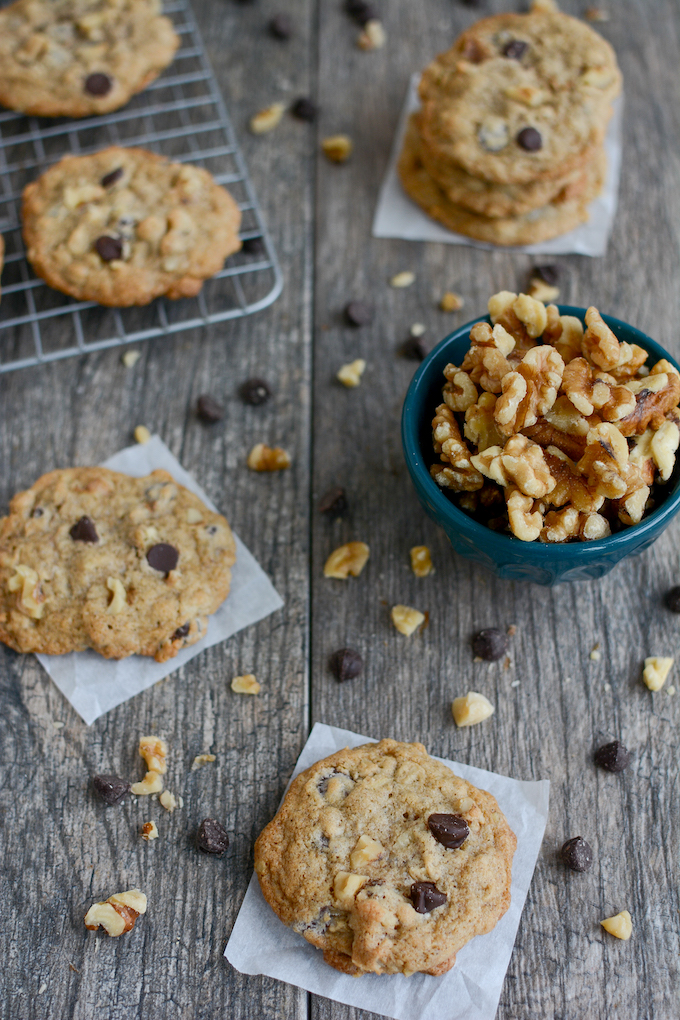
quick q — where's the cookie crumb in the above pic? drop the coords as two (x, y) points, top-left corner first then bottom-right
(134, 425), (151, 444)
(600, 909), (632, 940)
(250, 102), (286, 134)
(590, 645), (601, 662)
(391, 604), (425, 636)
(390, 271), (415, 288)
(121, 349), (141, 367)
(440, 291), (464, 312)
(322, 135), (353, 163)
(357, 19), (385, 49)
(667, 684), (676, 696)
(337, 359), (366, 388)
(510, 679), (520, 688)
(410, 323), (426, 337)
(141, 821), (158, 841)
(452, 691), (495, 727)
(324, 542), (370, 579)
(231, 673), (261, 695)
(191, 753), (216, 770)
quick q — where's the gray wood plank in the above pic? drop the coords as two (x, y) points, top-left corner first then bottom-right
(310, 2), (680, 1019)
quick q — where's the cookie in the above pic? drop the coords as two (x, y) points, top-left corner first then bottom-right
(254, 739), (516, 977)
(418, 9), (620, 185)
(0, 467), (236, 661)
(22, 147), (242, 307)
(414, 114), (603, 219)
(399, 119), (606, 246)
(0, 0), (179, 118)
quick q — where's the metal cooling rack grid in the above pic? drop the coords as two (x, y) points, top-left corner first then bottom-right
(0, 0), (282, 374)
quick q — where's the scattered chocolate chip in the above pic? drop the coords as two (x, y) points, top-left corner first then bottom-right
(665, 586), (680, 612)
(242, 236), (265, 255)
(427, 813), (469, 850)
(291, 97), (318, 121)
(197, 818), (230, 855)
(345, 0), (377, 24)
(94, 235), (123, 262)
(398, 336), (428, 361)
(319, 486), (347, 516)
(269, 13), (292, 38)
(173, 622), (190, 640)
(147, 543), (179, 574)
(472, 627), (509, 661)
(517, 127), (542, 151)
(329, 647), (363, 682)
(502, 39), (528, 59)
(239, 377), (272, 405)
(84, 72), (112, 96)
(93, 774), (131, 806)
(30, 507), (44, 518)
(100, 167), (123, 188)
(459, 0), (482, 5)
(409, 881), (447, 914)
(594, 740), (631, 773)
(533, 263), (560, 286)
(560, 836), (594, 872)
(344, 300), (374, 327)
(69, 516), (98, 543)
(197, 393), (225, 423)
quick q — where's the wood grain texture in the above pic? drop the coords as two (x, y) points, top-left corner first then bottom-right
(2, 1), (680, 1019)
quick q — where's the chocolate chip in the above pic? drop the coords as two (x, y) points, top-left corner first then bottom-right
(594, 740), (631, 773)
(398, 336), (428, 361)
(291, 97), (318, 122)
(85, 72), (112, 96)
(427, 813), (470, 850)
(269, 13), (292, 38)
(173, 622), (190, 639)
(534, 264), (560, 286)
(560, 836), (594, 872)
(30, 507), (44, 518)
(319, 486), (347, 516)
(517, 127), (542, 151)
(206, 525), (219, 536)
(69, 516), (98, 543)
(317, 770), (351, 796)
(472, 628), (508, 661)
(409, 881), (447, 914)
(93, 774), (131, 806)
(242, 236), (265, 255)
(197, 393), (225, 423)
(329, 647), (363, 682)
(239, 377), (272, 405)
(345, 300), (374, 327)
(147, 543), (179, 574)
(345, 0), (377, 24)
(665, 586), (680, 612)
(100, 167), (123, 188)
(502, 39), (528, 59)
(95, 235), (123, 262)
(197, 818), (230, 855)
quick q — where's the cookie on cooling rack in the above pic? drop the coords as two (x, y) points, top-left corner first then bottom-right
(254, 739), (516, 976)
(0, 0), (179, 118)
(0, 467), (236, 661)
(22, 147), (242, 306)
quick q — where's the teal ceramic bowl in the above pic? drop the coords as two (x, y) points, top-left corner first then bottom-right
(401, 307), (680, 585)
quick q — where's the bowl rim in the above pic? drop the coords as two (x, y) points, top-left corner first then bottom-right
(401, 305), (680, 560)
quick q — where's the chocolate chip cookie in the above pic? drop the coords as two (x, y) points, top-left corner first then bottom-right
(418, 8), (620, 186)
(254, 739), (516, 976)
(22, 147), (242, 306)
(0, 467), (236, 661)
(0, 0), (179, 118)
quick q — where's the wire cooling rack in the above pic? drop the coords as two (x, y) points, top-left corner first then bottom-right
(0, 0), (282, 374)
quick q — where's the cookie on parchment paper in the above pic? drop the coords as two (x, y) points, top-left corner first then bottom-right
(254, 738), (516, 977)
(0, 467), (236, 662)
(22, 147), (242, 307)
(0, 0), (179, 119)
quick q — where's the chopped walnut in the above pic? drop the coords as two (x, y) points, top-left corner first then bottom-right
(337, 359), (366, 388)
(231, 674), (261, 694)
(134, 425), (151, 444)
(323, 542), (370, 578)
(350, 835), (384, 869)
(84, 890), (147, 937)
(431, 404), (483, 492)
(513, 293), (548, 339)
(410, 546), (433, 577)
(617, 370), (680, 436)
(131, 771), (163, 796)
(562, 357), (635, 421)
(391, 604), (425, 636)
(442, 364), (478, 411)
(472, 435), (555, 498)
(487, 291), (534, 355)
(580, 512), (611, 541)
(321, 135), (353, 163)
(540, 506), (581, 543)
(247, 443), (291, 471)
(600, 910), (632, 941)
(464, 392), (505, 452)
(440, 291), (464, 312)
(642, 656), (674, 692)
(191, 753), (216, 770)
(357, 18), (385, 49)
(451, 691), (494, 727)
(582, 307), (647, 379)
(159, 790), (177, 813)
(494, 346), (564, 435)
(139, 736), (168, 775)
(544, 308), (584, 364)
(544, 447), (604, 513)
(141, 821), (159, 841)
(7, 564), (45, 619)
(461, 322), (515, 393)
(577, 422), (629, 499)
(250, 102), (285, 134)
(506, 486), (543, 541)
(390, 270), (415, 288)
(528, 277), (560, 304)
(333, 872), (368, 906)
(616, 465), (650, 526)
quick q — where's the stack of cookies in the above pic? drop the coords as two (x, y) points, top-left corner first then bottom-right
(399, 3), (622, 246)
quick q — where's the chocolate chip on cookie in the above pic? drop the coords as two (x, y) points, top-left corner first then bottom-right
(594, 740), (631, 773)
(410, 881), (447, 913)
(95, 236), (123, 262)
(560, 836), (593, 872)
(173, 622), (190, 639)
(197, 818), (230, 855)
(70, 516), (98, 543)
(101, 167), (124, 188)
(502, 40), (528, 59)
(84, 72), (113, 97)
(472, 628), (508, 661)
(517, 127), (543, 152)
(329, 647), (363, 682)
(93, 774), (131, 806)
(146, 543), (179, 574)
(197, 394), (225, 423)
(427, 813), (469, 849)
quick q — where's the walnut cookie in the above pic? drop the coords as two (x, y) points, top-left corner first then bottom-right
(0, 467), (236, 661)
(22, 147), (242, 307)
(417, 7), (621, 186)
(0, 0), (179, 119)
(254, 739), (516, 977)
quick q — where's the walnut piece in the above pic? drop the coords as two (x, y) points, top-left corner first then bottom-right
(139, 736), (168, 775)
(506, 487), (543, 541)
(464, 392), (505, 452)
(231, 673), (261, 694)
(431, 404), (483, 492)
(600, 910), (632, 941)
(323, 542), (370, 579)
(247, 443), (291, 471)
(461, 322), (514, 393)
(577, 422), (629, 499)
(528, 277), (560, 304)
(321, 135), (353, 162)
(134, 425), (151, 444)
(141, 821), (159, 841)
(159, 790), (177, 812)
(642, 656), (674, 692)
(131, 771), (163, 796)
(191, 753), (216, 770)
(391, 605), (425, 636)
(582, 306), (647, 378)
(390, 271), (415, 288)
(84, 889), (147, 937)
(494, 346), (564, 435)
(451, 691), (494, 727)
(337, 359), (366, 388)
(471, 435), (555, 498)
(357, 19), (385, 49)
(7, 564), (45, 619)
(442, 364), (478, 412)
(350, 835), (384, 869)
(250, 102), (285, 134)
(410, 546), (433, 577)
(333, 872), (368, 906)
(562, 358), (635, 420)
(617, 370), (680, 436)
(440, 291), (464, 312)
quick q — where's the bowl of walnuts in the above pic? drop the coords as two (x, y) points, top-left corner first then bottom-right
(401, 290), (680, 585)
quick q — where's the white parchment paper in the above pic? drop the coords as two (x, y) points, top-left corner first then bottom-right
(225, 722), (549, 1020)
(372, 74), (623, 256)
(36, 435), (283, 725)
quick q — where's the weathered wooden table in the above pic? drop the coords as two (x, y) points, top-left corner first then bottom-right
(2, 1), (679, 1017)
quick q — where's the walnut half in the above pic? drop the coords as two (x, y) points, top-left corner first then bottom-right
(84, 889), (147, 937)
